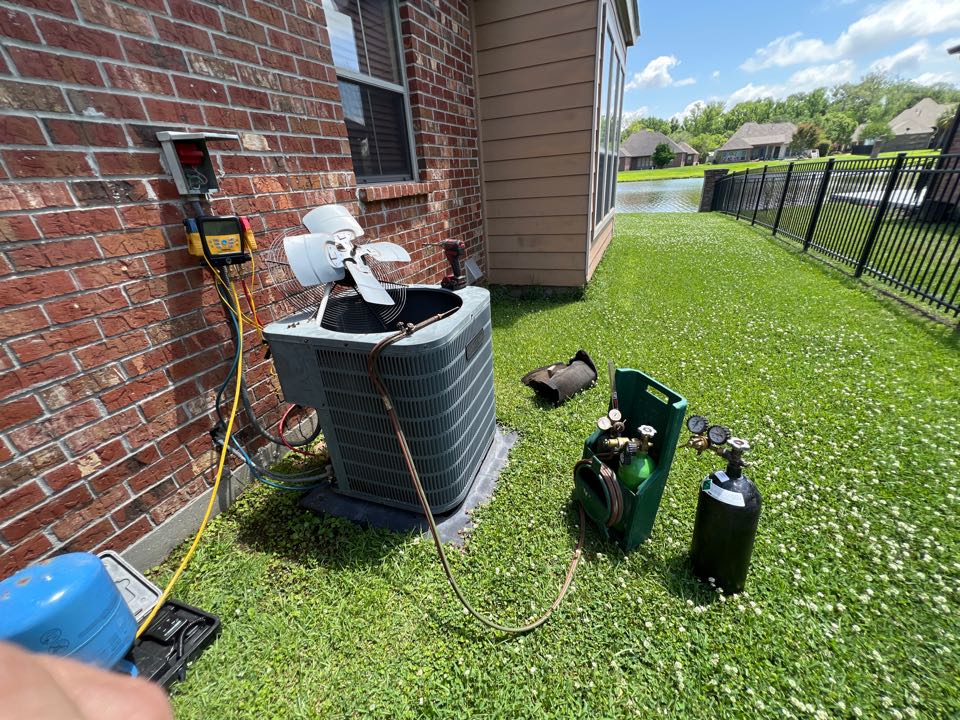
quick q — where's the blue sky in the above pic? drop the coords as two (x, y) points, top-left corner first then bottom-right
(622, 0), (960, 123)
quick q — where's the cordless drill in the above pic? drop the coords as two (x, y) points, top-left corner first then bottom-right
(437, 239), (467, 291)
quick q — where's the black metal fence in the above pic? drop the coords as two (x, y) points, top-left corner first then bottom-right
(711, 152), (960, 318)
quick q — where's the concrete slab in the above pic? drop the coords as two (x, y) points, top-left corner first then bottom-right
(298, 426), (517, 545)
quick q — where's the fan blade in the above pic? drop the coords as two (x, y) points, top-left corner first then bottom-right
(359, 241), (410, 263)
(344, 260), (395, 306)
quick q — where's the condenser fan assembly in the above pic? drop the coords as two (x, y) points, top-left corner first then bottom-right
(261, 204), (413, 332)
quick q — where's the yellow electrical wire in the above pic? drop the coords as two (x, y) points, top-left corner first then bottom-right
(136, 269), (244, 639)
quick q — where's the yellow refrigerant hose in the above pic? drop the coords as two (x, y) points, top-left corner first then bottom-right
(135, 271), (245, 638)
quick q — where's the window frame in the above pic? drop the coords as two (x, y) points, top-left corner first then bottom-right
(330, 0), (419, 184)
(590, 2), (626, 237)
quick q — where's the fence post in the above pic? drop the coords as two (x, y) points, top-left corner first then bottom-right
(751, 165), (767, 225)
(735, 168), (749, 220)
(802, 157), (835, 251)
(855, 152), (906, 278)
(771, 162), (794, 237)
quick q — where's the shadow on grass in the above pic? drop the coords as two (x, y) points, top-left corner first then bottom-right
(658, 550), (722, 606)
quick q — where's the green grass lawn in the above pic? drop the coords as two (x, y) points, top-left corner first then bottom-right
(618, 149), (942, 183)
(160, 213), (959, 719)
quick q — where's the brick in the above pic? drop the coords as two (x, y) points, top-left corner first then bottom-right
(9, 47), (104, 86)
(173, 75), (227, 102)
(75, 330), (150, 370)
(0, 307), (49, 341)
(10, 321), (102, 363)
(0, 270), (76, 307)
(0, 215), (40, 242)
(143, 97), (205, 125)
(8, 400), (103, 453)
(45, 119), (127, 147)
(154, 17), (212, 52)
(39, 365), (123, 409)
(35, 208), (122, 239)
(0, 482), (46, 519)
(62, 518), (115, 552)
(64, 407), (140, 454)
(89, 444), (161, 493)
(0, 446), (67, 492)
(214, 34), (259, 63)
(96, 515), (151, 552)
(100, 370), (169, 411)
(150, 477), (206, 523)
(122, 38), (188, 71)
(99, 301), (167, 335)
(0, 534), (52, 581)
(72, 259), (146, 292)
(203, 105), (251, 130)
(185, 52), (237, 81)
(8, 238), (101, 271)
(95, 151), (165, 176)
(103, 64), (173, 96)
(0, 116), (46, 149)
(16, 0), (77, 18)
(0, 7), (41, 42)
(127, 446), (187, 493)
(44, 439), (124, 491)
(0, 354), (79, 403)
(168, 0), (222, 29)
(76, 0), (153, 36)
(125, 272), (190, 304)
(37, 17), (123, 59)
(52, 484), (128, 541)
(73, 179), (150, 205)
(66, 90), (146, 120)
(0, 396), (43, 427)
(0, 81), (68, 112)
(0, 485), (90, 543)
(3, 151), (94, 179)
(0, 182), (74, 212)
(97, 228), (167, 256)
(223, 13), (266, 43)
(112, 477), (175, 526)
(45, 288), (128, 324)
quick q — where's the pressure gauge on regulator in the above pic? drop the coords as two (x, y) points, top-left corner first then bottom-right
(686, 415), (708, 435)
(597, 416), (613, 432)
(608, 408), (622, 423)
(707, 425), (731, 446)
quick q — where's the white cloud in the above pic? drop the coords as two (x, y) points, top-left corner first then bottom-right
(789, 60), (857, 87)
(711, 70), (721, 78)
(741, 0), (960, 71)
(726, 83), (781, 105)
(625, 56), (693, 90)
(621, 106), (649, 124)
(869, 41), (931, 74)
(913, 70), (960, 85)
(671, 99), (706, 122)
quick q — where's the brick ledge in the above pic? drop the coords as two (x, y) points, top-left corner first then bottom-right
(358, 181), (434, 202)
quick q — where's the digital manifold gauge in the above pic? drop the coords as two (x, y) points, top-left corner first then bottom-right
(184, 215), (257, 266)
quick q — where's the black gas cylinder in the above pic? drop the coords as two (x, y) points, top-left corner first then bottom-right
(690, 459), (761, 594)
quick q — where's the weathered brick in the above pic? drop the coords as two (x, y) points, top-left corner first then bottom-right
(155, 16), (213, 51)
(3, 150), (94, 179)
(0, 270), (77, 307)
(173, 74), (228, 102)
(75, 330), (150, 370)
(97, 228), (167, 256)
(35, 207), (122, 238)
(103, 64), (174, 96)
(64, 407), (140, 454)
(143, 97), (205, 125)
(95, 151), (166, 176)
(0, 396), (44, 427)
(0, 7), (41, 42)
(99, 301), (168, 335)
(76, 0), (154, 36)
(73, 257), (147, 290)
(66, 89), (146, 120)
(0, 307), (49, 341)
(0, 446), (67, 492)
(0, 534), (52, 581)
(52, 484), (129, 541)
(0, 81), (68, 112)
(73, 179), (150, 205)
(39, 365), (123, 409)
(16, 0), (77, 18)
(9, 47), (104, 86)
(122, 37), (188, 71)
(100, 370), (169, 411)
(8, 400), (104, 453)
(45, 288), (128, 324)
(61, 517), (115, 551)
(45, 119), (127, 147)
(9, 321), (102, 364)
(0, 482), (46, 519)
(0, 116), (45, 147)
(96, 515), (151, 552)
(0, 485), (90, 543)
(8, 238), (101, 271)
(0, 182), (74, 212)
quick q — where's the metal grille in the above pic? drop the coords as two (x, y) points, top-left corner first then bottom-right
(712, 153), (960, 317)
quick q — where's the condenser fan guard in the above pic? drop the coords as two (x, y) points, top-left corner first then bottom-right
(315, 287), (463, 333)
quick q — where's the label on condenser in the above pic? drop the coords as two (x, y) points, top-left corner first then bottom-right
(705, 471), (745, 507)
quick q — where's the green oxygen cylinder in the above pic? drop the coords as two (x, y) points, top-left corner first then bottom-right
(618, 425), (657, 491)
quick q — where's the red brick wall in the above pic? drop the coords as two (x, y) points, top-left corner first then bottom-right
(0, 0), (483, 577)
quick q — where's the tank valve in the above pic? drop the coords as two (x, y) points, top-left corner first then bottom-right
(684, 414), (761, 594)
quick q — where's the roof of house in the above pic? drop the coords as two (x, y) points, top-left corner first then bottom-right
(676, 141), (699, 155)
(887, 97), (954, 136)
(619, 129), (684, 158)
(717, 122), (797, 152)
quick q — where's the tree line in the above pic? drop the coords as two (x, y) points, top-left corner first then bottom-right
(623, 72), (960, 159)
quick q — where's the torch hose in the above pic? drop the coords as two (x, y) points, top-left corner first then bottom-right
(367, 311), (585, 634)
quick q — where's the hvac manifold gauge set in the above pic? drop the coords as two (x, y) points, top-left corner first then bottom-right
(574, 365), (762, 593)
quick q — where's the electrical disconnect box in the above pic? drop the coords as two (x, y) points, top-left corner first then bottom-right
(156, 131), (239, 196)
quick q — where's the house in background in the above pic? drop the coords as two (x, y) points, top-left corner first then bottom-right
(852, 97), (956, 154)
(714, 122), (797, 163)
(0, 0), (641, 575)
(618, 130), (698, 170)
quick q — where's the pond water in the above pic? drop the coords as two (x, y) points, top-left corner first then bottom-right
(616, 177), (703, 213)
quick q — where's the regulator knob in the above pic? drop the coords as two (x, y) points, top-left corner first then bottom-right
(638, 425), (656, 439)
(729, 437), (750, 452)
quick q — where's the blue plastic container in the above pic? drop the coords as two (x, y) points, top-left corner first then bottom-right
(0, 552), (137, 669)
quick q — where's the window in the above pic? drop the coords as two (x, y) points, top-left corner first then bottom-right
(325, 0), (416, 183)
(591, 5), (625, 234)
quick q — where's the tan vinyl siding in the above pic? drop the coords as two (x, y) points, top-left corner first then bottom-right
(588, 215), (615, 279)
(474, 0), (599, 286)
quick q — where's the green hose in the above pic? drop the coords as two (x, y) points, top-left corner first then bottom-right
(367, 313), (585, 635)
